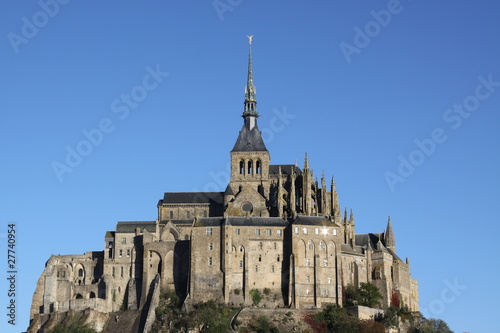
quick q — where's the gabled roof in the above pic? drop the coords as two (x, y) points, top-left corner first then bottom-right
(231, 124), (268, 152)
(161, 192), (224, 205)
(116, 221), (156, 233)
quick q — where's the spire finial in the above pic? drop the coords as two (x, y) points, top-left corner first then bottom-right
(243, 35), (258, 120)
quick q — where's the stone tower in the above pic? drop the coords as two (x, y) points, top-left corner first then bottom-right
(227, 37), (271, 217)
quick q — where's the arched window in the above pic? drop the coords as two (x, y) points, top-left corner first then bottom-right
(248, 160), (253, 175)
(78, 268), (84, 277)
(75, 293), (83, 299)
(89, 292), (96, 299)
(256, 160), (261, 174)
(239, 160), (245, 174)
(308, 240), (314, 251)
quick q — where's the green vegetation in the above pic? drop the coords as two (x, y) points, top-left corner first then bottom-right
(151, 291), (239, 333)
(249, 315), (279, 333)
(344, 283), (383, 308)
(304, 304), (453, 333)
(249, 289), (262, 306)
(49, 318), (98, 333)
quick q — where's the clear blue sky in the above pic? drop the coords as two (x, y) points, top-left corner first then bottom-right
(1, 1), (499, 332)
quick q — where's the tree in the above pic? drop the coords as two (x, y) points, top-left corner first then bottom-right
(408, 316), (454, 333)
(358, 283), (383, 307)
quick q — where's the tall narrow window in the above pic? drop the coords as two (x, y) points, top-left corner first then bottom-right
(256, 160), (261, 174)
(209, 242), (213, 251)
(248, 160), (253, 175)
(208, 257), (213, 266)
(235, 228), (240, 235)
(239, 160), (245, 174)
(239, 260), (243, 268)
(120, 266), (124, 278)
(170, 210), (174, 219)
(206, 228), (213, 236)
(186, 211), (190, 219)
(204, 210), (208, 217)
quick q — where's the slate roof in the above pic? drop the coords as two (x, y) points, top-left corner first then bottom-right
(269, 164), (302, 175)
(292, 215), (332, 226)
(226, 217), (288, 227)
(231, 124), (268, 152)
(161, 192), (224, 205)
(355, 233), (383, 249)
(116, 221), (156, 233)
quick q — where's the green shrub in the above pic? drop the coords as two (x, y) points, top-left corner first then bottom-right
(250, 289), (262, 306)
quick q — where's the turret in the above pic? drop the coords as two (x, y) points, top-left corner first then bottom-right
(384, 216), (396, 252)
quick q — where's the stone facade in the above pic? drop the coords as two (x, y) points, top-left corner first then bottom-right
(28, 42), (418, 332)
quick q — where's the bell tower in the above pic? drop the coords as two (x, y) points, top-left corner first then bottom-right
(227, 36), (271, 216)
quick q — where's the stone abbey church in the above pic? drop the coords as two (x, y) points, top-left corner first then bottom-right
(29, 41), (418, 332)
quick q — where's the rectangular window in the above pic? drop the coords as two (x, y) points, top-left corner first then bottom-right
(235, 228), (240, 235)
(122, 237), (127, 245)
(277, 229), (282, 237)
(272, 265), (275, 273)
(294, 227), (299, 234)
(239, 260), (243, 268)
(255, 229), (261, 236)
(255, 265), (259, 272)
(209, 243), (213, 251)
(126, 249), (130, 257)
(315, 228), (319, 235)
(324, 260), (328, 267)
(206, 227), (213, 236)
(266, 229), (272, 236)
(119, 249), (123, 257)
(307, 276), (310, 283)
(333, 229), (337, 236)
(328, 277), (332, 284)
(208, 257), (213, 266)
(303, 228), (308, 235)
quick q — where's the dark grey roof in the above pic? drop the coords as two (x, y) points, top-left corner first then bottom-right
(269, 164), (302, 175)
(224, 185), (234, 196)
(194, 217), (223, 227)
(226, 217), (288, 227)
(116, 221), (156, 233)
(161, 192), (224, 205)
(292, 215), (332, 226)
(355, 233), (383, 249)
(231, 124), (268, 152)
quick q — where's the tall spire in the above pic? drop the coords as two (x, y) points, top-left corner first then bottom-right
(243, 35), (258, 119)
(231, 36), (267, 152)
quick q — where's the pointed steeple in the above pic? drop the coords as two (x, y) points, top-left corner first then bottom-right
(304, 152), (309, 171)
(231, 36), (267, 153)
(331, 176), (341, 223)
(243, 35), (258, 121)
(384, 216), (396, 251)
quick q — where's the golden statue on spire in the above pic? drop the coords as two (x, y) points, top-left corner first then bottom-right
(246, 35), (254, 45)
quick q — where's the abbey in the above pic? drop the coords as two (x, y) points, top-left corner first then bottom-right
(28, 40), (418, 332)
